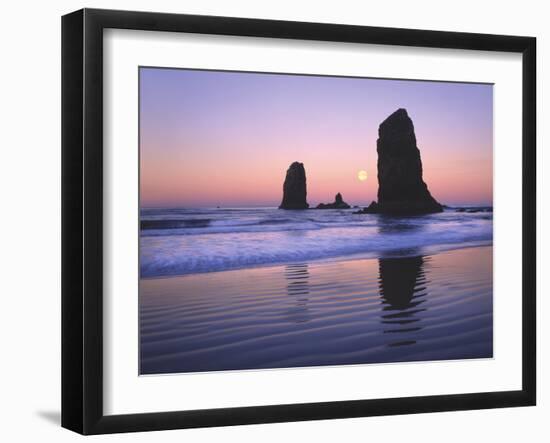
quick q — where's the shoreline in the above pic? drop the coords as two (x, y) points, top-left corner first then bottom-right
(140, 241), (493, 280)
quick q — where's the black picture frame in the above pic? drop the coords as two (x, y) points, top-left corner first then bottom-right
(62, 8), (536, 435)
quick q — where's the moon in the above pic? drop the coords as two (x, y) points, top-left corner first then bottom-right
(358, 170), (368, 182)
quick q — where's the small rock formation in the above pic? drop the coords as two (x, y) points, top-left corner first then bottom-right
(279, 162), (309, 209)
(315, 192), (351, 209)
(358, 108), (443, 215)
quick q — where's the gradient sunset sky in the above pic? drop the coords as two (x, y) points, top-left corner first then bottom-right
(140, 67), (493, 208)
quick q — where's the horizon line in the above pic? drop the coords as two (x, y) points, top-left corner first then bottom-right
(140, 202), (494, 209)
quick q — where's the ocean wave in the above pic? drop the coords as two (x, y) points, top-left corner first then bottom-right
(140, 208), (493, 277)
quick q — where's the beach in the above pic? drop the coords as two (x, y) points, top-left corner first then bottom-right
(140, 239), (493, 374)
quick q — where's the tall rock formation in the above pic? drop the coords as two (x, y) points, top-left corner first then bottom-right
(279, 162), (309, 209)
(362, 108), (442, 215)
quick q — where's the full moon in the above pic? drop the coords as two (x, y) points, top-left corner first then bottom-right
(358, 170), (368, 182)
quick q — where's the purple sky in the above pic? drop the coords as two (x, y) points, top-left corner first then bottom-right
(140, 67), (493, 207)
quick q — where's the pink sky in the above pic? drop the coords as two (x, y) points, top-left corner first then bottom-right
(140, 68), (493, 207)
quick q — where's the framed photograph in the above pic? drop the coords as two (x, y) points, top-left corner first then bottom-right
(62, 8), (536, 435)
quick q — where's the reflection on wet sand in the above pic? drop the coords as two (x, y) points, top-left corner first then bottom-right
(378, 255), (429, 347)
(284, 263), (310, 323)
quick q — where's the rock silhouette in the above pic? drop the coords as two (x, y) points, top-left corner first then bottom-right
(315, 192), (351, 209)
(360, 109), (442, 215)
(279, 162), (309, 209)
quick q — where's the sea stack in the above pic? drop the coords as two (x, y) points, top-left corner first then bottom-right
(316, 193), (351, 209)
(361, 108), (442, 215)
(279, 162), (309, 209)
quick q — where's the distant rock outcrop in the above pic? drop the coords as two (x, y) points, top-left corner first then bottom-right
(315, 193), (351, 209)
(358, 108), (443, 215)
(279, 162), (309, 209)
(455, 207), (493, 213)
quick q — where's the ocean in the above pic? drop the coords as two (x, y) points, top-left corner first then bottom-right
(139, 207), (493, 374)
(139, 207), (493, 278)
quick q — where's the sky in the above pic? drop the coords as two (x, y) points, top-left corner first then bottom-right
(139, 67), (493, 208)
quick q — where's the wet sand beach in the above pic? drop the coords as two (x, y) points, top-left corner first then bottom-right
(140, 245), (493, 374)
